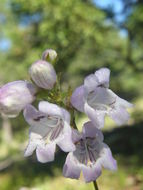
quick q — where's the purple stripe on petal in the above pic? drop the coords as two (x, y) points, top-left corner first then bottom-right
(50, 123), (63, 141)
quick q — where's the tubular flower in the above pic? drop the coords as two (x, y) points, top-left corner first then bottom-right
(23, 101), (75, 163)
(71, 68), (133, 128)
(29, 60), (57, 90)
(63, 122), (117, 183)
(0, 81), (37, 118)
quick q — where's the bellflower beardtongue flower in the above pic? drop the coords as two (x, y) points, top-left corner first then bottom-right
(29, 60), (57, 90)
(63, 122), (117, 183)
(71, 68), (133, 128)
(0, 81), (37, 118)
(23, 101), (75, 163)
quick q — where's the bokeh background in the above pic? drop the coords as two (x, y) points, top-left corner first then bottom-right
(0, 0), (143, 189)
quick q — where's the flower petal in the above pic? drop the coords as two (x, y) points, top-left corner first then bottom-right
(71, 85), (85, 112)
(24, 104), (45, 125)
(109, 107), (130, 125)
(24, 132), (41, 157)
(117, 97), (133, 108)
(36, 142), (56, 163)
(24, 142), (37, 157)
(24, 104), (52, 137)
(61, 108), (70, 124)
(72, 129), (82, 143)
(95, 68), (110, 87)
(100, 143), (117, 171)
(82, 121), (104, 141)
(84, 102), (105, 128)
(57, 135), (75, 152)
(39, 101), (63, 118)
(89, 88), (116, 107)
(82, 164), (102, 183)
(84, 74), (98, 93)
(63, 152), (81, 179)
(57, 122), (75, 152)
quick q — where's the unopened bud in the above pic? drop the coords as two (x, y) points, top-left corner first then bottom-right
(42, 49), (57, 64)
(29, 60), (57, 90)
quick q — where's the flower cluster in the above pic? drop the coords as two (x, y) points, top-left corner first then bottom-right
(0, 49), (132, 183)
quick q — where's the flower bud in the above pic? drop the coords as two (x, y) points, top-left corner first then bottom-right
(42, 49), (57, 63)
(29, 60), (57, 90)
(0, 81), (37, 118)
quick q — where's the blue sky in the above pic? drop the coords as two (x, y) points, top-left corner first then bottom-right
(0, 38), (11, 51)
(94, 0), (127, 37)
(95, 0), (123, 13)
(95, 0), (125, 22)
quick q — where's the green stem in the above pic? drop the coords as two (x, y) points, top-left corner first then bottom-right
(70, 109), (78, 130)
(93, 181), (99, 190)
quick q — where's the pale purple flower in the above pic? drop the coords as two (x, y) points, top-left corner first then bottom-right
(71, 68), (133, 128)
(29, 60), (57, 90)
(23, 101), (75, 163)
(0, 81), (37, 118)
(63, 122), (117, 183)
(42, 49), (57, 63)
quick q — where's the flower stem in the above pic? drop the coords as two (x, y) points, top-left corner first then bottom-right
(93, 181), (99, 190)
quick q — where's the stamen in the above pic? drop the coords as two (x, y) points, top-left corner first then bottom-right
(50, 122), (63, 141)
(75, 137), (98, 166)
(47, 116), (61, 128)
(88, 150), (96, 163)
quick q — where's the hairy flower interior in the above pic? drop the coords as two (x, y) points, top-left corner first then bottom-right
(34, 115), (64, 143)
(87, 89), (116, 111)
(74, 137), (99, 166)
(45, 116), (64, 142)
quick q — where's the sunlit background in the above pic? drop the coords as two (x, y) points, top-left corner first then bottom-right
(0, 0), (143, 189)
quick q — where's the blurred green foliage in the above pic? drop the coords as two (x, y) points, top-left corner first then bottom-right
(0, 0), (142, 97)
(0, 0), (143, 189)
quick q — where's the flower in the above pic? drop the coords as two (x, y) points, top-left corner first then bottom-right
(71, 68), (133, 128)
(29, 60), (57, 90)
(63, 122), (117, 183)
(42, 49), (57, 63)
(23, 101), (75, 163)
(0, 81), (37, 118)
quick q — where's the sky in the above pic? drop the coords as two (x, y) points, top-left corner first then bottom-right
(95, 0), (123, 13)
(94, 0), (127, 37)
(0, 38), (11, 51)
(95, 0), (125, 22)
